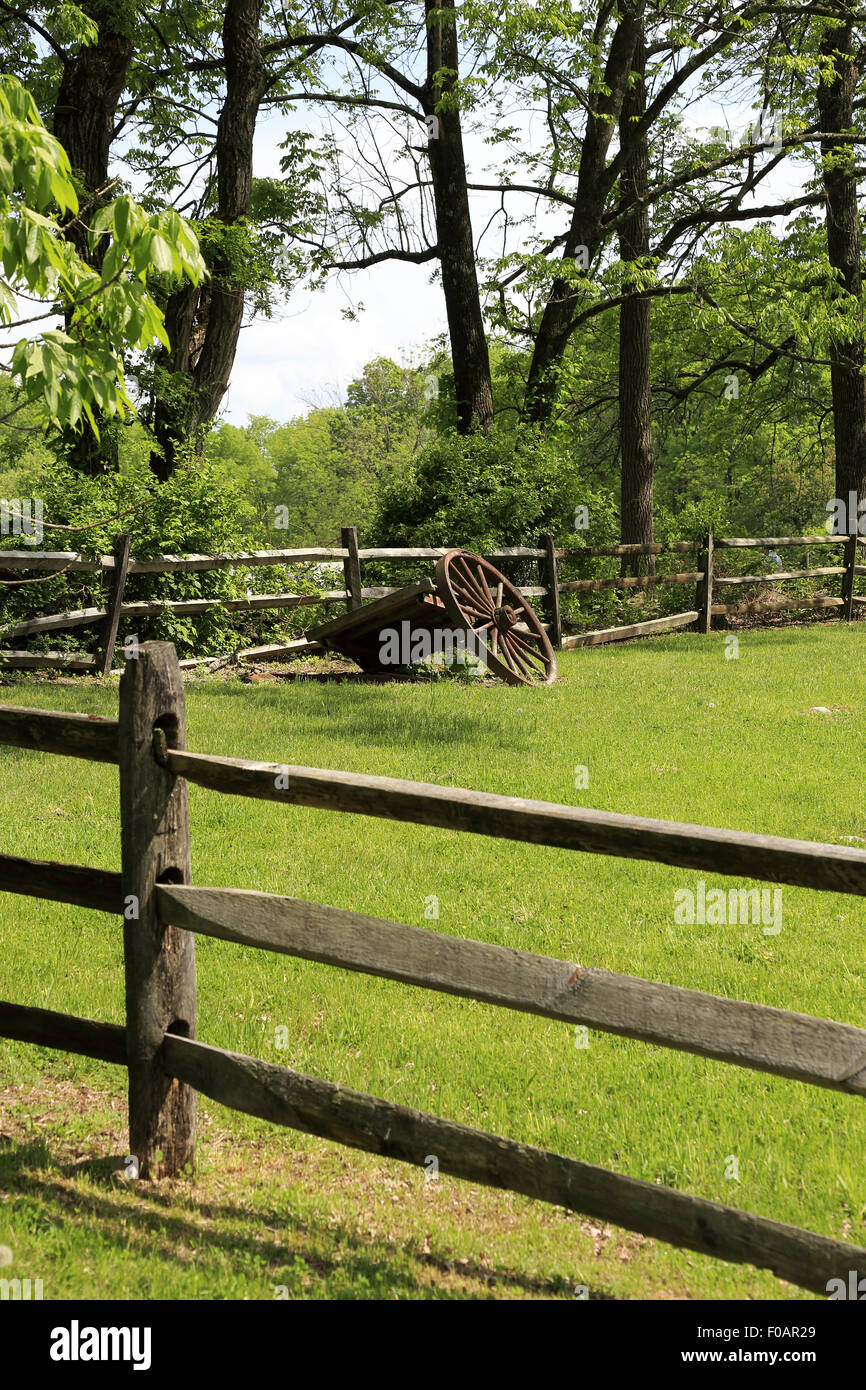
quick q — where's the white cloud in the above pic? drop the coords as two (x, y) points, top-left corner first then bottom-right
(223, 261), (446, 423)
(222, 109), (447, 423)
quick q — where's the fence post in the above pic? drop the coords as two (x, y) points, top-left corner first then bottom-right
(538, 533), (562, 649)
(841, 531), (857, 621)
(696, 530), (714, 633)
(118, 641), (196, 1179)
(98, 533), (132, 678)
(341, 525), (363, 611)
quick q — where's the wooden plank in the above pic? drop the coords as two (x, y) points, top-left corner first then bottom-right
(161, 1034), (866, 1296)
(714, 567), (845, 585)
(0, 540), (697, 572)
(0, 650), (97, 671)
(357, 547), (448, 560)
(307, 581), (437, 643)
(0, 852), (121, 912)
(0, 550), (108, 572)
(127, 548), (348, 573)
(558, 542), (699, 559)
(714, 535), (849, 549)
(157, 737), (866, 895)
(157, 883), (866, 1097)
(854, 565), (866, 576)
(119, 642), (196, 1179)
(177, 656), (232, 670)
(98, 534), (132, 678)
(561, 572), (702, 593)
(358, 584), (552, 602)
(539, 534), (562, 649)
(118, 592), (345, 619)
(0, 1000), (126, 1065)
(0, 703), (118, 761)
(237, 640), (324, 662)
(710, 596), (845, 616)
(0, 606), (107, 639)
(341, 526), (363, 612)
(486, 547), (546, 560)
(356, 547), (545, 561)
(562, 612), (699, 649)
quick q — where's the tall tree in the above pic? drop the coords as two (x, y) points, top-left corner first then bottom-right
(617, 26), (655, 571)
(292, 1), (495, 434)
(423, 0), (493, 432)
(523, 1), (643, 426)
(151, 0), (268, 478)
(816, 2), (866, 513)
(0, 73), (204, 437)
(52, 1), (135, 473)
(1, 2), (317, 478)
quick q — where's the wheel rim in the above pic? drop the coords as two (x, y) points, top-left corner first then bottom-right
(434, 549), (557, 686)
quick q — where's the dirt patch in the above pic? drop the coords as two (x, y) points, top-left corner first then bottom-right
(0, 1076), (690, 1300)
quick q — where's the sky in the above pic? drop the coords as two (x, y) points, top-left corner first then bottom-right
(225, 256), (445, 423)
(222, 111), (447, 425)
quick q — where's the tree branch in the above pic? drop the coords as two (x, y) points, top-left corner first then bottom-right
(0, 1), (70, 63)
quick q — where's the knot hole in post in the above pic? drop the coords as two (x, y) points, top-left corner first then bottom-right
(152, 713), (179, 766)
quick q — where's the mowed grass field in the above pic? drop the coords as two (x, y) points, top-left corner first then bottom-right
(1, 624), (864, 1300)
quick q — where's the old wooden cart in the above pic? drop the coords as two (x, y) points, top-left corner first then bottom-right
(307, 549), (557, 686)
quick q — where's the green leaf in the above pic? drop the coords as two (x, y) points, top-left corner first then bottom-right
(149, 232), (179, 275)
(113, 195), (131, 243)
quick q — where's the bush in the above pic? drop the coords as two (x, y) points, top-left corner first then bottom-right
(0, 447), (324, 659)
(370, 428), (589, 550)
(367, 427), (614, 599)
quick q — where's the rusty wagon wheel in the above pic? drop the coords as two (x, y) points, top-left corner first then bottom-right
(434, 549), (557, 687)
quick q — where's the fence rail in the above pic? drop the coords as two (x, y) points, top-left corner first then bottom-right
(1, 526), (862, 670)
(158, 1033), (860, 1298)
(155, 882), (866, 1098)
(0, 640), (865, 1296)
(154, 740), (866, 894)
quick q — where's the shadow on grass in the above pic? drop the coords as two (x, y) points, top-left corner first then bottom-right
(0, 1137), (616, 1300)
(184, 679), (544, 759)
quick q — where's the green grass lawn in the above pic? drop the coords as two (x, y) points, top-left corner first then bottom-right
(1, 624), (865, 1299)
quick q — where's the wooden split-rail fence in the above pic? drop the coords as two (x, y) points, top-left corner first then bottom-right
(0, 640), (865, 1295)
(0, 527), (863, 672)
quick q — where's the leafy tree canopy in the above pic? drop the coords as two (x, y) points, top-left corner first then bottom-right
(0, 74), (205, 435)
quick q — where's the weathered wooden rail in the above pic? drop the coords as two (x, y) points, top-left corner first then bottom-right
(562, 530), (861, 648)
(1, 527), (861, 671)
(0, 640), (864, 1296)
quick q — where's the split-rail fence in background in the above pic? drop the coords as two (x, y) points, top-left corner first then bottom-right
(0, 526), (863, 672)
(1, 641), (865, 1296)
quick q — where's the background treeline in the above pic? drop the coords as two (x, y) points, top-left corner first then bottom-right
(0, 1), (863, 654)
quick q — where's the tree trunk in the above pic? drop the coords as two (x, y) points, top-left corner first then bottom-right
(524, 5), (642, 428)
(618, 32), (655, 575)
(152, 0), (268, 479)
(424, 0), (493, 435)
(52, 2), (134, 476)
(817, 6), (866, 518)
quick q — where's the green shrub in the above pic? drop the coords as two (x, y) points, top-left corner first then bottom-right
(0, 448), (324, 659)
(370, 428), (589, 550)
(367, 427), (615, 607)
